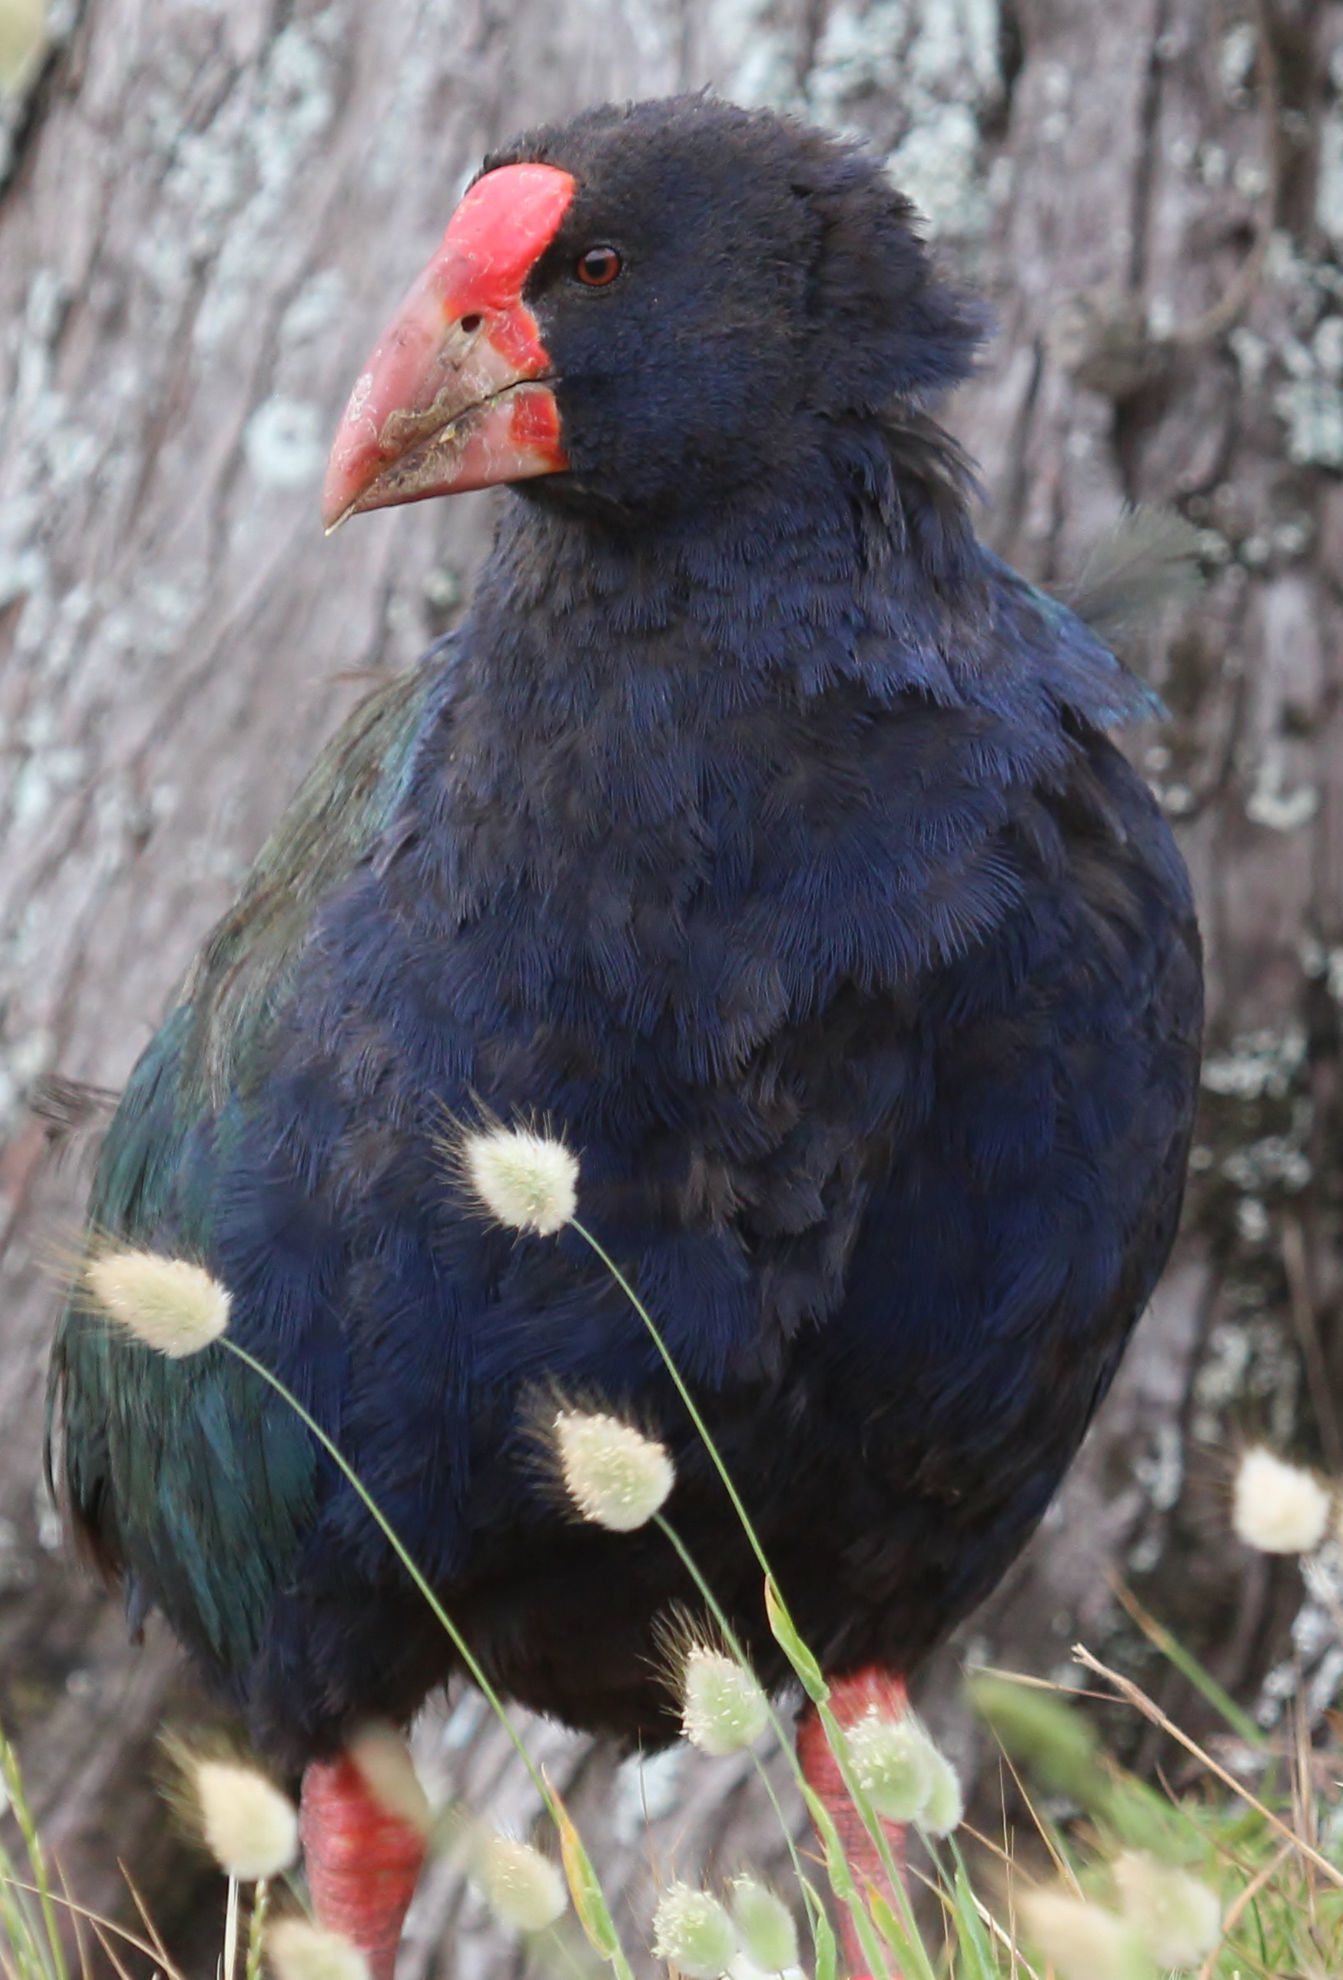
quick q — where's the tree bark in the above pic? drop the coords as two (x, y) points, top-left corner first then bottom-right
(1, 0), (1340, 1972)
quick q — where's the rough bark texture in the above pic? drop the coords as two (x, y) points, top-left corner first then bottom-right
(2, 0), (1341, 1972)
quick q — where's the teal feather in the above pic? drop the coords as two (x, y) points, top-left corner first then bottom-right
(48, 660), (441, 1675)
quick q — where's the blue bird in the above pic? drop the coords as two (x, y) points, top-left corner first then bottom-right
(50, 95), (1202, 1976)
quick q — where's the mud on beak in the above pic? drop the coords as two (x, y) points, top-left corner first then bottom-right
(322, 163), (576, 531)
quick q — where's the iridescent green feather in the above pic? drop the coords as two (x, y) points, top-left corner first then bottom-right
(47, 661), (442, 1673)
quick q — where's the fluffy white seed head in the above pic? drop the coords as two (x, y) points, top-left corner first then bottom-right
(347, 1723), (431, 1834)
(917, 1743), (964, 1839)
(681, 1648), (770, 1757)
(845, 1708), (937, 1824)
(85, 1250), (230, 1358)
(267, 1919), (371, 1980)
(1019, 1891), (1153, 1980)
(1232, 1446), (1331, 1554)
(192, 1759), (298, 1881)
(461, 1126), (578, 1236)
(0, 0), (47, 93)
(651, 1884), (739, 1979)
(726, 1960), (804, 1980)
(1112, 1851), (1221, 1968)
(477, 1834), (568, 1932)
(727, 1878), (797, 1974)
(555, 1409), (674, 1531)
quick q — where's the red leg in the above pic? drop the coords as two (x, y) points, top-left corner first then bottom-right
(300, 1751), (427, 1980)
(797, 1667), (909, 1980)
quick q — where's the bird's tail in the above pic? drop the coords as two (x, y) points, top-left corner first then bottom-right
(1060, 505), (1204, 653)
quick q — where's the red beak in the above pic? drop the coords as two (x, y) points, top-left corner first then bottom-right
(322, 163), (576, 531)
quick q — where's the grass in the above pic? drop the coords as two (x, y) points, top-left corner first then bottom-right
(12, 1135), (1343, 1979)
(9, 1615), (1343, 1978)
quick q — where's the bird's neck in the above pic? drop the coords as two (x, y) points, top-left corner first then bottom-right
(394, 424), (998, 890)
(454, 425), (983, 743)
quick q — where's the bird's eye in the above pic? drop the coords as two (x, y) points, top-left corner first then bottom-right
(574, 246), (622, 288)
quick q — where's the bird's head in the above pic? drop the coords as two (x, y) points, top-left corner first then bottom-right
(322, 96), (985, 532)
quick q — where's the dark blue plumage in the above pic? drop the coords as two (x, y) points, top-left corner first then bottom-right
(51, 98), (1201, 1795)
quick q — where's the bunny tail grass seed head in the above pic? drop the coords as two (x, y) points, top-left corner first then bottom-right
(727, 1878), (797, 1974)
(844, 1707), (938, 1825)
(1020, 1890), (1154, 1980)
(681, 1647), (770, 1756)
(478, 1834), (568, 1932)
(461, 1124), (578, 1236)
(85, 1249), (230, 1357)
(916, 1740), (963, 1838)
(347, 1722), (431, 1834)
(0, 0), (47, 93)
(554, 1408), (674, 1531)
(267, 1919), (371, 1980)
(192, 1758), (298, 1881)
(651, 1884), (739, 1979)
(1112, 1851), (1221, 1968)
(1232, 1445), (1331, 1553)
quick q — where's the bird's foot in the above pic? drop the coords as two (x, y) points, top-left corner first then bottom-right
(300, 1739), (428, 1980)
(797, 1667), (909, 1980)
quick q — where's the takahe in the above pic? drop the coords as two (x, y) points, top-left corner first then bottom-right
(50, 95), (1202, 1976)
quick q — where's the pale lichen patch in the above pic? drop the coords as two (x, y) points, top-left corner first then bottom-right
(1258, 1545), (1343, 1733)
(1133, 1421), (1184, 1514)
(1201, 1024), (1306, 1101)
(0, 1028), (54, 1140)
(887, 102), (986, 237)
(612, 1744), (686, 1845)
(1218, 21), (1256, 104)
(1222, 1127), (1313, 1196)
(244, 395), (326, 489)
(1274, 376), (1343, 469)
(280, 268), (347, 346)
(809, 0), (1001, 239)
(1244, 747), (1321, 829)
(1315, 111), (1343, 249)
(1191, 1314), (1297, 1447)
(1235, 1196), (1270, 1244)
(709, 0), (1000, 242)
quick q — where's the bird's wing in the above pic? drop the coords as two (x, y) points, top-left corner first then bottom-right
(770, 720), (1203, 1665)
(179, 659), (446, 1113)
(48, 658), (444, 1675)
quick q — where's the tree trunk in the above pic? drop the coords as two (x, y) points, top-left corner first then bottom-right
(1, 0), (1339, 1971)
